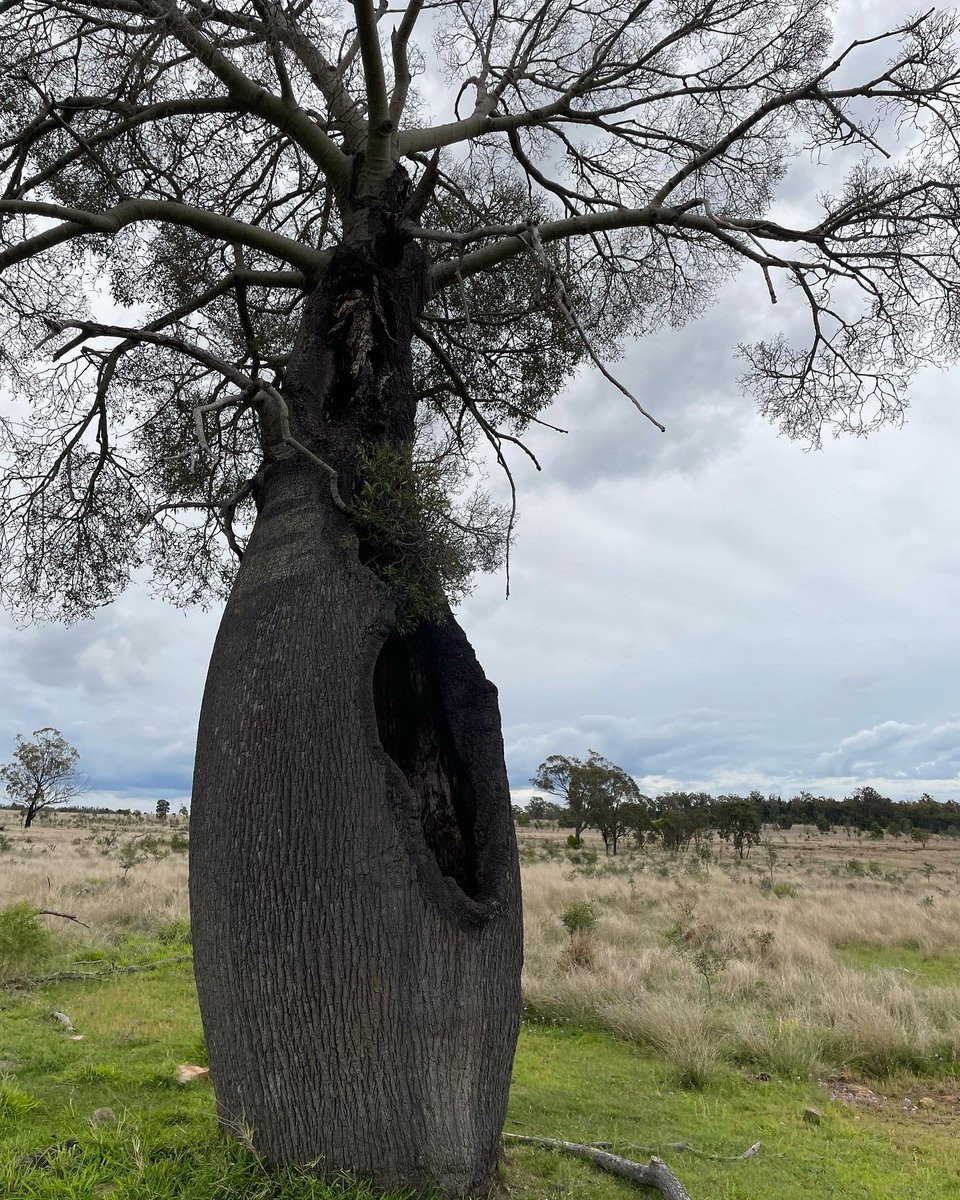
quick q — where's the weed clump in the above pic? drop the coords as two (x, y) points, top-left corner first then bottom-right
(0, 902), (51, 981)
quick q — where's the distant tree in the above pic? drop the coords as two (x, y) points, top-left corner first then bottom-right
(911, 827), (931, 849)
(715, 798), (762, 859)
(156, 798), (171, 822)
(531, 754), (592, 840)
(0, 728), (84, 829)
(815, 815), (831, 834)
(585, 754), (644, 855)
(526, 796), (563, 822)
(178, 805), (189, 820)
(657, 808), (698, 853)
(621, 798), (657, 850)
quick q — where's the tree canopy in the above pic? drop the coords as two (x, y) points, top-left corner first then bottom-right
(1, 0), (960, 619)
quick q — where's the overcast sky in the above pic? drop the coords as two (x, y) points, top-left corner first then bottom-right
(3, 0), (959, 811)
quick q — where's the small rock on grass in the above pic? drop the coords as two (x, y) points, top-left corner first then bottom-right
(803, 1107), (822, 1125)
(91, 1107), (116, 1125)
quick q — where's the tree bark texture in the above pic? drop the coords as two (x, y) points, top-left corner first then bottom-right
(190, 196), (523, 1196)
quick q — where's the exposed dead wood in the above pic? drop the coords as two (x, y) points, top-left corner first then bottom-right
(504, 1133), (692, 1199)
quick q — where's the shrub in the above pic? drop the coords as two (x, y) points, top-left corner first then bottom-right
(169, 832), (189, 854)
(0, 902), (51, 981)
(773, 881), (797, 898)
(560, 900), (598, 937)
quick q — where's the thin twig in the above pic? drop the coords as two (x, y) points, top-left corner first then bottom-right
(525, 226), (666, 433)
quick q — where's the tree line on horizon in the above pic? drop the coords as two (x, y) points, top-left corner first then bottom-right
(519, 753), (960, 854)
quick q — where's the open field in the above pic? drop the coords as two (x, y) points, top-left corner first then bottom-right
(2, 812), (960, 1196)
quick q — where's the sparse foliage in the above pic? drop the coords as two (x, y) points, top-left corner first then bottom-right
(117, 837), (149, 882)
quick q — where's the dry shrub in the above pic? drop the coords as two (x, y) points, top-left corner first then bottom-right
(611, 994), (722, 1088)
(518, 839), (960, 1082)
(560, 932), (596, 971)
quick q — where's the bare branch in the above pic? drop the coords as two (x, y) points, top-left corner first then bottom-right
(0, 198), (326, 276)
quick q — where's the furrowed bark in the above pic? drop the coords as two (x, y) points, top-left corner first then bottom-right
(190, 172), (522, 1195)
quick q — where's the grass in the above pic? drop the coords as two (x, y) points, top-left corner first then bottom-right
(1, 963), (960, 1198)
(518, 835), (960, 1084)
(835, 942), (960, 987)
(4, 813), (960, 1194)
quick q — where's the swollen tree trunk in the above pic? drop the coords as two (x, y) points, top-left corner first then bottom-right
(190, 187), (523, 1196)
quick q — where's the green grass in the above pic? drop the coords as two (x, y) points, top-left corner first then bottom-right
(1, 964), (960, 1198)
(836, 941), (960, 987)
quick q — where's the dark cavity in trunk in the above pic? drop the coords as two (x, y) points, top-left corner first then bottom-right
(374, 625), (478, 896)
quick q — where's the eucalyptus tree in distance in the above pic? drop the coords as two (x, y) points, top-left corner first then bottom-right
(1, 727), (83, 828)
(2, 0), (960, 1193)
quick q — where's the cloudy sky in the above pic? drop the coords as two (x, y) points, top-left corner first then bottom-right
(3, 0), (960, 810)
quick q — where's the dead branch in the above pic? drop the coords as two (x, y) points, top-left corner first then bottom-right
(3, 955), (192, 990)
(594, 1139), (762, 1162)
(37, 909), (90, 929)
(504, 1133), (692, 1199)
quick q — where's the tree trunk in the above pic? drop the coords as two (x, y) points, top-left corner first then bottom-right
(189, 205), (523, 1196)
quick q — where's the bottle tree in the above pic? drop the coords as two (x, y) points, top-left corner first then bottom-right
(1, 1), (960, 1193)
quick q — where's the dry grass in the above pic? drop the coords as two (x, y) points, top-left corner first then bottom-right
(520, 829), (960, 1083)
(0, 811), (189, 952)
(3, 810), (960, 1084)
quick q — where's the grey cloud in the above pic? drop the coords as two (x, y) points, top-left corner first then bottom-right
(816, 720), (960, 783)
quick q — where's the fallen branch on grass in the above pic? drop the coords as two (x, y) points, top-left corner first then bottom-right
(4, 955), (192, 989)
(503, 1133), (692, 1199)
(595, 1139), (762, 1162)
